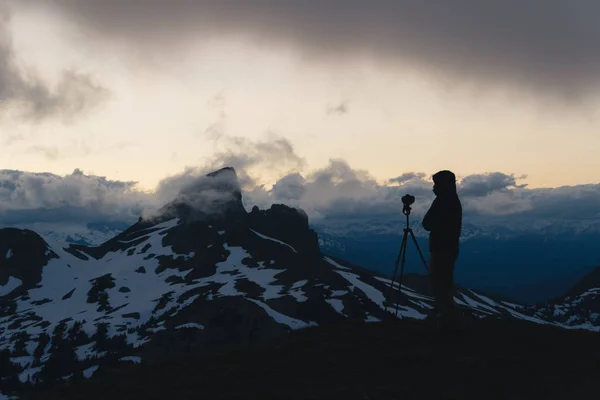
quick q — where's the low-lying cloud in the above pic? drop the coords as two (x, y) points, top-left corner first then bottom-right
(19, 0), (600, 103)
(2, 159), (600, 235)
(153, 135), (306, 204)
(247, 162), (600, 228)
(459, 172), (528, 197)
(0, 169), (151, 225)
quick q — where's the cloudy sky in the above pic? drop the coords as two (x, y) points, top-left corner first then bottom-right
(1, 1), (600, 229)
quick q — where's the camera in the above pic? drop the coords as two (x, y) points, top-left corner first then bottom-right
(401, 194), (415, 206)
(401, 194), (415, 216)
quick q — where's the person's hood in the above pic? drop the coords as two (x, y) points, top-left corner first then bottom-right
(432, 170), (457, 195)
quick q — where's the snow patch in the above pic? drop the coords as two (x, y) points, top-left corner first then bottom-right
(374, 276), (417, 292)
(365, 315), (380, 322)
(334, 270), (386, 306)
(0, 277), (22, 297)
(74, 343), (95, 361)
(324, 256), (351, 270)
(330, 290), (347, 297)
(250, 229), (298, 253)
(392, 305), (429, 320)
(247, 298), (317, 330)
(334, 270), (427, 320)
(83, 365), (99, 379)
(287, 280), (309, 302)
(326, 298), (345, 315)
(460, 294), (500, 314)
(10, 356), (34, 368)
(120, 356), (142, 364)
(202, 245), (286, 302)
(19, 366), (42, 383)
(501, 301), (522, 309)
(175, 322), (205, 330)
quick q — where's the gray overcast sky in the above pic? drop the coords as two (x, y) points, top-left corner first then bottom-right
(2, 0), (600, 195)
(28, 0), (600, 102)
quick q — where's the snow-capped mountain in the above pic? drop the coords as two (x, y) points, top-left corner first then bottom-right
(0, 167), (598, 395)
(532, 266), (600, 329)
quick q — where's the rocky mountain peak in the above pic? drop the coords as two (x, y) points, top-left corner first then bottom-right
(159, 166), (245, 223)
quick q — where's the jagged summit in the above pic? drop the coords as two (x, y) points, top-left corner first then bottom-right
(153, 166), (245, 224)
(108, 167), (318, 254)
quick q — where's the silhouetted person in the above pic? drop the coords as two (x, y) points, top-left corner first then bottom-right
(422, 170), (462, 328)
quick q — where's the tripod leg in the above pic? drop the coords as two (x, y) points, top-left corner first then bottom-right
(386, 230), (408, 312)
(394, 230), (410, 318)
(409, 229), (429, 273)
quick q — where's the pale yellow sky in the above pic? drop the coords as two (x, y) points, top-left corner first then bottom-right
(3, 6), (600, 191)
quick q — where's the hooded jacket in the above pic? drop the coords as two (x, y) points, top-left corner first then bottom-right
(422, 170), (462, 255)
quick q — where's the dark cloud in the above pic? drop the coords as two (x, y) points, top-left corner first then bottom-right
(459, 172), (528, 197)
(25, 0), (600, 102)
(388, 172), (427, 185)
(0, 9), (108, 122)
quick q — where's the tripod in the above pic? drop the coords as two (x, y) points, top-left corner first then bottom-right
(385, 199), (429, 318)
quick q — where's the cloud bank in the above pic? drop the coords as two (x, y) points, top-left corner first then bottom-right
(21, 0), (600, 103)
(2, 163), (600, 235)
(1, 136), (599, 232)
(0, 169), (150, 225)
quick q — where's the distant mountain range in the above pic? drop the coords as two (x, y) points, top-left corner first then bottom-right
(1, 167), (599, 398)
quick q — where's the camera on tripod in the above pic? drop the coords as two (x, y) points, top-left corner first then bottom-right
(401, 194), (415, 215)
(384, 192), (428, 316)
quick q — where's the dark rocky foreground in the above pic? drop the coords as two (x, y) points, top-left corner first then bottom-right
(25, 318), (600, 400)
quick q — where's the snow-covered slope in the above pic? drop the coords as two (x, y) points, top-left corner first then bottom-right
(0, 167), (596, 393)
(531, 267), (600, 332)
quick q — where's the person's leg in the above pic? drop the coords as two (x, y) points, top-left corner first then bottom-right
(428, 253), (443, 315)
(438, 254), (457, 326)
(429, 252), (457, 326)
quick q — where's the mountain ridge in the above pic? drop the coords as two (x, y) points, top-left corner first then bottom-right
(1, 167), (599, 397)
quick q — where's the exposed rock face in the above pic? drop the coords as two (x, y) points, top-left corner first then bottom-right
(249, 204), (320, 256)
(0, 228), (58, 294)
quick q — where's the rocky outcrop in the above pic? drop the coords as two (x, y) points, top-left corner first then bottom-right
(249, 204), (320, 256)
(0, 228), (57, 296)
